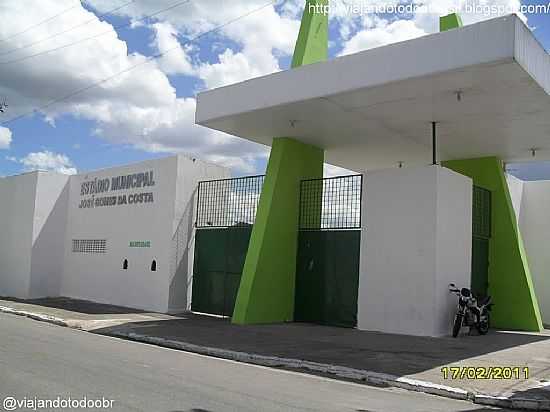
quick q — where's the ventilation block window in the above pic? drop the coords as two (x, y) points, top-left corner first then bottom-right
(72, 239), (107, 254)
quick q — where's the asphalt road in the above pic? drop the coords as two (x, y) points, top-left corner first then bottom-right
(0, 312), (507, 412)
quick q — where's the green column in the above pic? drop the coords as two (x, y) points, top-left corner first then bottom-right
(440, 13), (463, 32)
(292, 0), (328, 68)
(443, 157), (543, 331)
(232, 0), (328, 324)
(233, 139), (324, 323)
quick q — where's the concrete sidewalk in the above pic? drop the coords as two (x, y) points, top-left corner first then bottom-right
(1, 297), (550, 410)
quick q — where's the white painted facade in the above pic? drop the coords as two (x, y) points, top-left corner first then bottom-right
(506, 175), (550, 326)
(506, 174), (525, 220)
(358, 166), (472, 337)
(521, 181), (550, 326)
(0, 155), (228, 312)
(29, 172), (71, 298)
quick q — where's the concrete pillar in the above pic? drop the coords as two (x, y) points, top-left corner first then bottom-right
(358, 166), (472, 337)
(232, 138), (324, 324)
(232, 0), (328, 324)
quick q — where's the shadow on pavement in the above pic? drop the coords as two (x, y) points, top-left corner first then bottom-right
(0, 296), (146, 315)
(460, 409), (513, 411)
(92, 313), (550, 377)
(509, 385), (550, 401)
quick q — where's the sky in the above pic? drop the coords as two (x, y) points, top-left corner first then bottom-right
(0, 0), (549, 180)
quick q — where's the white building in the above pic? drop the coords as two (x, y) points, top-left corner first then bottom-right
(195, 13), (549, 335)
(0, 155), (228, 313)
(508, 175), (550, 326)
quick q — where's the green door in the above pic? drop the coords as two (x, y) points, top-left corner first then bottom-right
(294, 231), (325, 323)
(192, 227), (252, 317)
(294, 230), (360, 327)
(224, 228), (252, 316)
(471, 237), (490, 297)
(471, 186), (492, 297)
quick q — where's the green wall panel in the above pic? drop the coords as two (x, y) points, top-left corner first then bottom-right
(232, 139), (324, 324)
(443, 157), (543, 331)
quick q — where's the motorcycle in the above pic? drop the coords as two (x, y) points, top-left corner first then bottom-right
(449, 283), (493, 337)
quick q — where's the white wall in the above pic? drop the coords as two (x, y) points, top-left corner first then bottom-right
(0, 156), (228, 312)
(358, 166), (472, 337)
(0, 173), (38, 298)
(168, 155), (230, 313)
(506, 173), (525, 221)
(519, 180), (550, 325)
(504, 174), (550, 326)
(60, 157), (178, 313)
(57, 155), (228, 313)
(434, 168), (473, 335)
(29, 172), (70, 298)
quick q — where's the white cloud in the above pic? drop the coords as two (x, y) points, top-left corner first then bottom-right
(87, 0), (300, 89)
(0, 0), (273, 174)
(86, 1), (298, 43)
(19, 151), (77, 175)
(197, 49), (274, 90)
(0, 0), (535, 177)
(149, 18), (281, 90)
(0, 127), (12, 149)
(339, 0), (526, 56)
(151, 22), (195, 76)
(341, 18), (427, 55)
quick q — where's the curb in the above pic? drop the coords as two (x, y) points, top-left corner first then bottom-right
(1, 305), (549, 411)
(0, 305), (74, 328)
(474, 394), (550, 411)
(108, 331), (470, 400)
(110, 331), (550, 411)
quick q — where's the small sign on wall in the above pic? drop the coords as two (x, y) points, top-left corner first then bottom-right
(129, 241), (151, 248)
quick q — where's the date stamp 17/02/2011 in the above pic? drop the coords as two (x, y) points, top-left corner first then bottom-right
(441, 366), (530, 380)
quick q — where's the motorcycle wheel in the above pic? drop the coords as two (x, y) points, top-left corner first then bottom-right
(478, 314), (490, 335)
(452, 313), (463, 338)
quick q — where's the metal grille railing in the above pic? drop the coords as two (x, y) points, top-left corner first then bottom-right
(473, 185), (492, 239)
(299, 175), (363, 230)
(196, 175), (265, 228)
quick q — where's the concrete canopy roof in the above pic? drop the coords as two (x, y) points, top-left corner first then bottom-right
(196, 15), (550, 172)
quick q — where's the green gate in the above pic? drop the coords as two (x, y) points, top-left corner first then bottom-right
(192, 227), (252, 316)
(472, 186), (492, 297)
(294, 175), (362, 328)
(192, 176), (264, 317)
